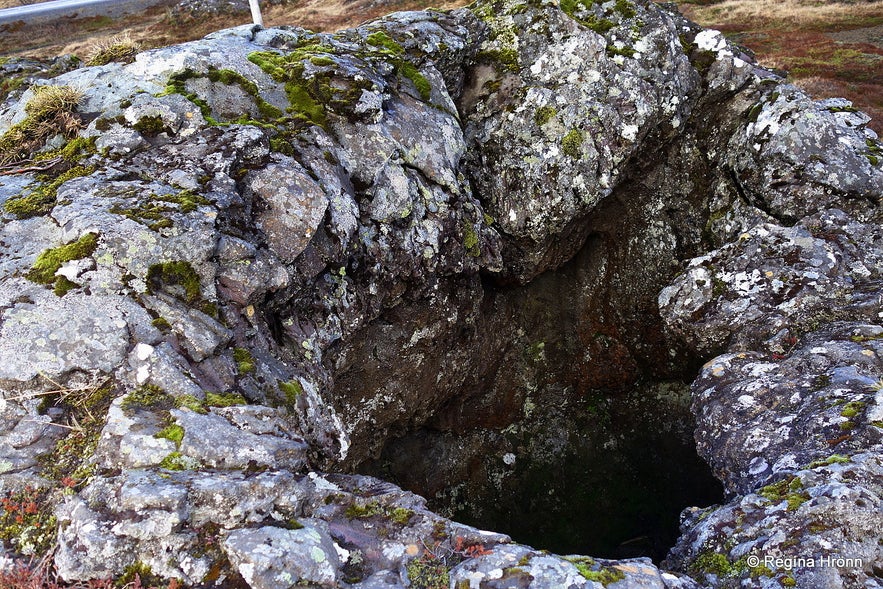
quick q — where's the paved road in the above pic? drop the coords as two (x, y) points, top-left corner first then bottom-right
(0, 0), (172, 26)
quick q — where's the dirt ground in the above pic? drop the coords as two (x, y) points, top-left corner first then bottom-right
(0, 0), (880, 133)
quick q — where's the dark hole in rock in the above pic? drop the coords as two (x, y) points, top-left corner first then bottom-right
(345, 217), (727, 563)
(358, 379), (724, 563)
(338, 178), (728, 564)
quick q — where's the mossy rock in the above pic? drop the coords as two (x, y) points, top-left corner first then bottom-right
(26, 232), (99, 296)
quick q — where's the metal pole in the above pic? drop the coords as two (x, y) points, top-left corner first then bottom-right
(248, 0), (262, 26)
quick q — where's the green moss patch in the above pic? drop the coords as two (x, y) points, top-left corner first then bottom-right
(146, 261), (217, 317)
(406, 555), (449, 589)
(159, 451), (199, 471)
(565, 556), (625, 586)
(345, 501), (384, 519)
(207, 67), (284, 120)
(155, 423), (185, 446)
(121, 383), (174, 413)
(759, 475), (810, 511)
(390, 507), (414, 525)
(233, 347), (256, 375)
(204, 391), (247, 407)
(840, 400), (865, 419)
(109, 188), (209, 231)
(5, 164), (96, 219)
(25, 232), (99, 296)
(116, 562), (164, 588)
(560, 0), (617, 34)
(247, 33), (431, 130)
(279, 380), (303, 410)
(689, 551), (773, 582)
(807, 454), (849, 469)
(534, 105), (557, 126)
(366, 31), (405, 55)
(0, 85), (83, 167)
(175, 394), (208, 414)
(562, 129), (584, 158)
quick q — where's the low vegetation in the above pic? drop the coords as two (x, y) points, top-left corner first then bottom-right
(0, 84), (83, 166)
(0, 0), (877, 133)
(675, 0), (883, 132)
(85, 33), (141, 66)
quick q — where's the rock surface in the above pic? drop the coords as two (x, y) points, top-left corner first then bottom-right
(0, 0), (881, 587)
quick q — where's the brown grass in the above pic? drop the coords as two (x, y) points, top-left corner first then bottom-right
(681, 0), (883, 30)
(676, 0), (883, 133)
(0, 0), (466, 60)
(0, 0), (879, 134)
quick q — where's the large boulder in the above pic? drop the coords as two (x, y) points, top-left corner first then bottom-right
(0, 0), (880, 587)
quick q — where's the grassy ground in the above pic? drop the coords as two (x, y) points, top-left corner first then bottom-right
(675, 0), (883, 133)
(0, 0), (880, 134)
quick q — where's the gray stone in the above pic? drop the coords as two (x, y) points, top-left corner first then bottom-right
(223, 522), (341, 588)
(0, 290), (135, 380)
(173, 407), (309, 471)
(244, 155), (329, 264)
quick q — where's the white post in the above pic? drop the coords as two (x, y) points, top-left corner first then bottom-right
(248, 0), (263, 26)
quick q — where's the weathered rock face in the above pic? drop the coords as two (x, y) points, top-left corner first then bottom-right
(0, 0), (881, 587)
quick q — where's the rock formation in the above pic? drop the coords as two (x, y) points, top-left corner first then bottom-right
(0, 0), (880, 587)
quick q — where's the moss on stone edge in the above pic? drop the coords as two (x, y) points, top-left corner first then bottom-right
(462, 220), (481, 257)
(279, 380), (303, 410)
(204, 391), (247, 407)
(158, 451), (200, 471)
(534, 105), (557, 126)
(840, 400), (865, 419)
(175, 394), (208, 414)
(154, 423), (185, 447)
(247, 50), (331, 129)
(560, 0), (616, 34)
(26, 232), (99, 296)
(247, 32), (431, 128)
(208, 68), (284, 120)
(233, 347), (256, 374)
(565, 556), (625, 586)
(145, 260), (202, 306)
(689, 551), (773, 581)
(807, 454), (849, 469)
(109, 188), (209, 231)
(5, 164), (97, 219)
(758, 475), (809, 511)
(121, 384), (175, 413)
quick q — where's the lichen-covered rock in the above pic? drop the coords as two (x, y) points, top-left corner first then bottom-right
(224, 523), (342, 588)
(0, 0), (881, 587)
(659, 106), (883, 589)
(660, 209), (883, 357)
(462, 0), (703, 282)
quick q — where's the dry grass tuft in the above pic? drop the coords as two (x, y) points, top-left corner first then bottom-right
(686, 0), (883, 30)
(23, 84), (83, 119)
(0, 84), (83, 167)
(84, 33), (141, 66)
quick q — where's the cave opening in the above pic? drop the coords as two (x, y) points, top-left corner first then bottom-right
(358, 378), (724, 564)
(347, 224), (727, 563)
